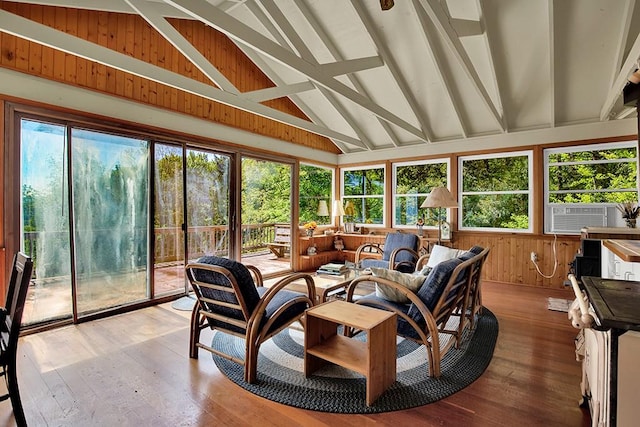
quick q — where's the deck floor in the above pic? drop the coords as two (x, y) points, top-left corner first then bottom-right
(22, 252), (292, 327)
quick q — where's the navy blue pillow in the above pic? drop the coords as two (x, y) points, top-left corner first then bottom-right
(407, 257), (463, 322)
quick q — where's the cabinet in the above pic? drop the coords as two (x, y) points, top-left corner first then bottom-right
(298, 234), (340, 271)
(304, 301), (396, 406)
(601, 240), (640, 280)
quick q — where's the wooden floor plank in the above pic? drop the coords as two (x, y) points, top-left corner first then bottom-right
(0, 281), (591, 426)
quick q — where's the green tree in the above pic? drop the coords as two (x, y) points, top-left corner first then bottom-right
(299, 164), (332, 224)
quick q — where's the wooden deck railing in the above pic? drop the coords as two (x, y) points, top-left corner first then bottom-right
(24, 223), (290, 269)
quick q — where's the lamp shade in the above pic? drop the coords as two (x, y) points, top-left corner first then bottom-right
(421, 187), (458, 209)
(333, 200), (345, 216)
(344, 201), (355, 216)
(317, 200), (329, 216)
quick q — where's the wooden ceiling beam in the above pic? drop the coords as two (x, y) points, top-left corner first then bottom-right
(0, 9), (364, 147)
(412, 0), (467, 138)
(600, 31), (640, 121)
(292, 0), (402, 148)
(416, 0), (505, 132)
(126, 0), (240, 94)
(166, 0), (427, 141)
(256, 0), (375, 150)
(351, 0), (433, 143)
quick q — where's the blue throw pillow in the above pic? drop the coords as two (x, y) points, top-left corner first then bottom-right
(407, 257), (463, 322)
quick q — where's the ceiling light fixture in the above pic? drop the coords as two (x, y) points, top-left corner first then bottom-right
(380, 0), (395, 11)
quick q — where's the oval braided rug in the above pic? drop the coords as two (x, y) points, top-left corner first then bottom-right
(211, 309), (498, 414)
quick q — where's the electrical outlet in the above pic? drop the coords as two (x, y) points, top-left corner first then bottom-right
(530, 251), (538, 262)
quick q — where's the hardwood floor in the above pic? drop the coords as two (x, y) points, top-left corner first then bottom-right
(0, 281), (591, 426)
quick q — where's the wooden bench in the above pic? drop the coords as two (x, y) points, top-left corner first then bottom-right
(266, 226), (291, 258)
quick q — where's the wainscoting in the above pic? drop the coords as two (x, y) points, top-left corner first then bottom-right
(456, 232), (581, 289)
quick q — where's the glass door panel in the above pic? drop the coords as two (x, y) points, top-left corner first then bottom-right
(71, 129), (149, 315)
(153, 144), (185, 296)
(185, 148), (230, 262)
(241, 157), (292, 275)
(20, 119), (73, 325)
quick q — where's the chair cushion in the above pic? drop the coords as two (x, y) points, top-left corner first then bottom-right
(426, 245), (464, 268)
(468, 245), (485, 255)
(355, 294), (421, 340)
(360, 258), (393, 271)
(369, 267), (426, 303)
(257, 288), (309, 333)
(407, 257), (464, 322)
(193, 256), (262, 330)
(383, 233), (420, 263)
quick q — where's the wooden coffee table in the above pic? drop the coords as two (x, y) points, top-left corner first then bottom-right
(304, 300), (397, 406)
(311, 271), (357, 302)
(283, 270), (357, 303)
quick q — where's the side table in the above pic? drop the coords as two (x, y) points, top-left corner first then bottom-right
(304, 300), (397, 406)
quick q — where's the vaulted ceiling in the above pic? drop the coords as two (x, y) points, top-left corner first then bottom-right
(2, 0), (640, 159)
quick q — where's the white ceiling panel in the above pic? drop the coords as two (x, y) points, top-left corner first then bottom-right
(1, 0), (639, 154)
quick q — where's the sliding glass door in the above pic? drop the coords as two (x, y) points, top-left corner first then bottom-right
(241, 156), (292, 275)
(19, 119), (150, 324)
(20, 120), (73, 324)
(153, 144), (185, 296)
(185, 148), (231, 262)
(71, 129), (149, 315)
(16, 113), (283, 327)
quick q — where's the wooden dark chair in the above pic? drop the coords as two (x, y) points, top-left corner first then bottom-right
(186, 256), (315, 383)
(0, 252), (34, 427)
(355, 232), (420, 273)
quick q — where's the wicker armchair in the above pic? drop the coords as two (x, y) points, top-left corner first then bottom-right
(186, 256), (315, 383)
(355, 232), (420, 273)
(346, 246), (489, 377)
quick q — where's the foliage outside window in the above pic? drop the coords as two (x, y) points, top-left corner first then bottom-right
(393, 160), (448, 227)
(242, 158), (291, 224)
(299, 164), (333, 225)
(545, 142), (638, 204)
(342, 166), (385, 225)
(460, 151), (532, 231)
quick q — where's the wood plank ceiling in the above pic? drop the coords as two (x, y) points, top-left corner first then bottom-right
(2, 0), (640, 155)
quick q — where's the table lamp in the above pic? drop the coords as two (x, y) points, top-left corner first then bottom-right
(343, 201), (356, 233)
(317, 200), (329, 218)
(420, 187), (458, 245)
(333, 200), (345, 226)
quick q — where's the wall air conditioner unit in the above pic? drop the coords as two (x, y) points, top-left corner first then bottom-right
(551, 206), (607, 233)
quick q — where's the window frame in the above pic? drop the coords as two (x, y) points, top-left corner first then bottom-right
(392, 158), (450, 229)
(543, 140), (639, 233)
(458, 150), (533, 233)
(341, 164), (386, 227)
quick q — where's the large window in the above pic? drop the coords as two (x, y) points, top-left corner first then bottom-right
(299, 164), (333, 225)
(342, 166), (385, 225)
(544, 141), (638, 233)
(546, 142), (637, 203)
(459, 151), (532, 231)
(393, 159), (448, 227)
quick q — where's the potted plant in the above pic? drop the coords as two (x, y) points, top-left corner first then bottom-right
(303, 221), (317, 236)
(616, 202), (640, 228)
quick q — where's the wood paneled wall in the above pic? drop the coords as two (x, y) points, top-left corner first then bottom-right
(455, 232), (581, 289)
(0, 2), (340, 154)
